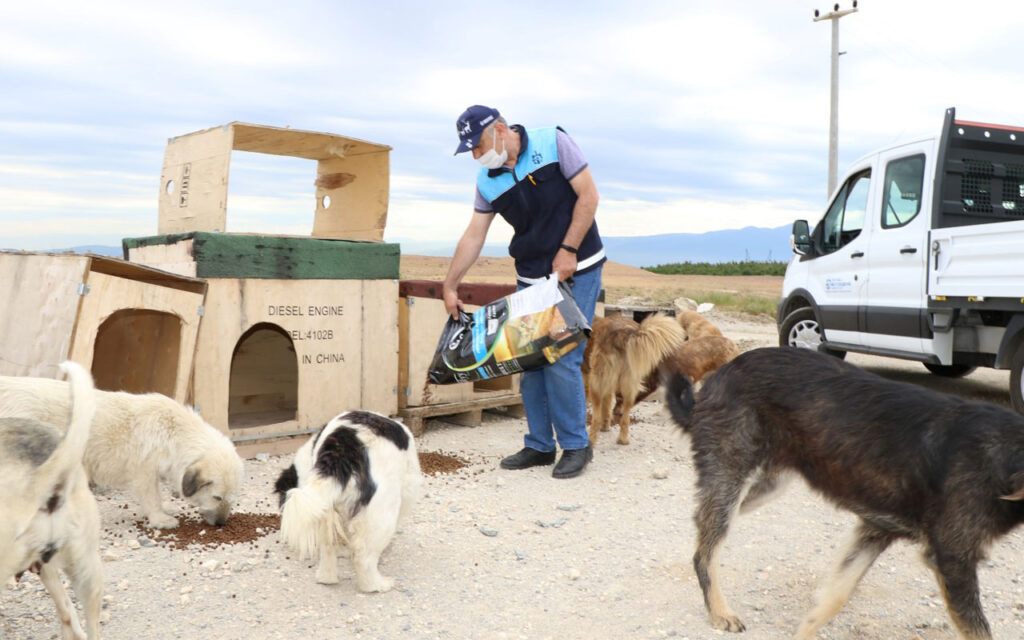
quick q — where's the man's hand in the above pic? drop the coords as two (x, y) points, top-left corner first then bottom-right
(442, 286), (463, 320)
(552, 248), (578, 281)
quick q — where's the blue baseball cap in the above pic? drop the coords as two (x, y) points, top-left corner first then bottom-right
(454, 105), (500, 155)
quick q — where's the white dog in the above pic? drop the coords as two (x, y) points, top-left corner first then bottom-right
(0, 375), (243, 529)
(1, 362), (102, 639)
(274, 410), (421, 592)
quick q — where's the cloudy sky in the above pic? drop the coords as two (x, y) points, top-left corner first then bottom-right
(2, 1), (1023, 253)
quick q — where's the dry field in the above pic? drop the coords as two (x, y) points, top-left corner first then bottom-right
(400, 254), (784, 309)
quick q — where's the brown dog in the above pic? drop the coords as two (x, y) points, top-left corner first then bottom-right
(676, 310), (724, 340)
(584, 314), (684, 445)
(656, 335), (739, 388)
(632, 314), (736, 406)
(664, 346), (1024, 639)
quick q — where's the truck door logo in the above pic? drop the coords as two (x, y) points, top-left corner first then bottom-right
(825, 277), (852, 293)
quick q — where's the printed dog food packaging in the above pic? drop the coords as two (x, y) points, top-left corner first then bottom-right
(428, 277), (591, 384)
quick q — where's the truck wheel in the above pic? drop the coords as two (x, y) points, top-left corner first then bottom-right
(1011, 344), (1024, 414)
(922, 363), (977, 378)
(778, 307), (845, 359)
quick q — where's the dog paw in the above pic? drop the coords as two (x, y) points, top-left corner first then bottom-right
(710, 612), (746, 633)
(616, 437), (630, 445)
(358, 576), (394, 593)
(148, 513), (179, 529)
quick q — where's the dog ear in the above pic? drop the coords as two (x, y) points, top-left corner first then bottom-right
(1000, 470), (1024, 501)
(182, 464), (204, 497)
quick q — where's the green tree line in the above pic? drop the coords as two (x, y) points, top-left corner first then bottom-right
(643, 260), (788, 276)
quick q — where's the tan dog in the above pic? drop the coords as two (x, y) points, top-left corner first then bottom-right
(633, 313), (736, 406)
(0, 377), (243, 529)
(585, 314), (685, 445)
(676, 310), (724, 339)
(1, 362), (102, 639)
(657, 335), (740, 386)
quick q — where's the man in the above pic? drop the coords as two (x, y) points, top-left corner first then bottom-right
(443, 105), (605, 479)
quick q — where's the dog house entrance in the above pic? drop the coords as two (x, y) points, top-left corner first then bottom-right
(92, 309), (182, 397)
(229, 322), (298, 429)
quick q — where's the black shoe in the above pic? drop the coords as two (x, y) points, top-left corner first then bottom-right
(500, 447), (556, 470)
(552, 445), (593, 479)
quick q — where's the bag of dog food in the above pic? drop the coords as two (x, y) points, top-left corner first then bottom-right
(427, 276), (591, 385)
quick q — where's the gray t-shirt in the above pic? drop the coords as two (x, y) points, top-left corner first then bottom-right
(473, 128), (588, 213)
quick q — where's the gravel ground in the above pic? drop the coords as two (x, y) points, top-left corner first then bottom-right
(3, 312), (1024, 639)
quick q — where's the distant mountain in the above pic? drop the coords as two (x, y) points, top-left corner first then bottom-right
(599, 226), (792, 268)
(395, 225), (792, 268)
(62, 245), (124, 257)
(25, 226), (793, 269)
(1, 245), (125, 257)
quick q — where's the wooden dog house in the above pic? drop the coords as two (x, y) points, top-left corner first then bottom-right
(0, 251), (206, 403)
(158, 122), (391, 242)
(124, 232), (400, 455)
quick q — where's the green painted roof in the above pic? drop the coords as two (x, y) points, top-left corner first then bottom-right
(123, 232), (400, 280)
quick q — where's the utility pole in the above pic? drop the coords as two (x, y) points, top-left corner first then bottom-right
(814, 2), (858, 198)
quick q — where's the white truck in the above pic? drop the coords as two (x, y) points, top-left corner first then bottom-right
(778, 108), (1024, 411)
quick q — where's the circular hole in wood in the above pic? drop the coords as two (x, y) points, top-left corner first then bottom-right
(165, 179), (175, 195)
(321, 195), (332, 209)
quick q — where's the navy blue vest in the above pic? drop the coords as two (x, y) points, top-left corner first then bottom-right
(476, 126), (604, 280)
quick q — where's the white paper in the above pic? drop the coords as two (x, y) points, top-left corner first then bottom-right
(507, 274), (563, 319)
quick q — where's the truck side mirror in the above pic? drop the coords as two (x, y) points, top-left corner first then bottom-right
(791, 219), (811, 255)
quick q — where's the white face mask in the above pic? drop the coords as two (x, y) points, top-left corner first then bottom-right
(477, 128), (508, 169)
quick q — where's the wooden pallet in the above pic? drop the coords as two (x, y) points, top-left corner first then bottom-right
(398, 393), (524, 436)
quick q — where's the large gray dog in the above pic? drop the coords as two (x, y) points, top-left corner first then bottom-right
(665, 347), (1024, 640)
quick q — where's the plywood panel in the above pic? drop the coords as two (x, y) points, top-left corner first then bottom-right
(360, 279), (398, 416)
(312, 152), (389, 242)
(158, 125), (233, 234)
(124, 238), (198, 278)
(0, 253), (87, 377)
(156, 122), (390, 241)
(231, 123), (388, 160)
(71, 270), (204, 405)
(194, 278), (386, 434)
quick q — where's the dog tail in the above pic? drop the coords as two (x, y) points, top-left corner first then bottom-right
(662, 369), (696, 432)
(279, 476), (346, 560)
(627, 314), (686, 376)
(28, 361), (95, 507)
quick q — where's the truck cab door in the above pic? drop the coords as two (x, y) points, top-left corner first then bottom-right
(804, 167), (873, 348)
(861, 143), (933, 355)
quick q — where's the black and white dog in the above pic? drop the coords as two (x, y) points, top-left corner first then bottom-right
(274, 411), (421, 592)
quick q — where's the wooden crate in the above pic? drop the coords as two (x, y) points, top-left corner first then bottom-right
(398, 280), (522, 408)
(125, 233), (400, 455)
(158, 122), (391, 242)
(0, 252), (206, 405)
